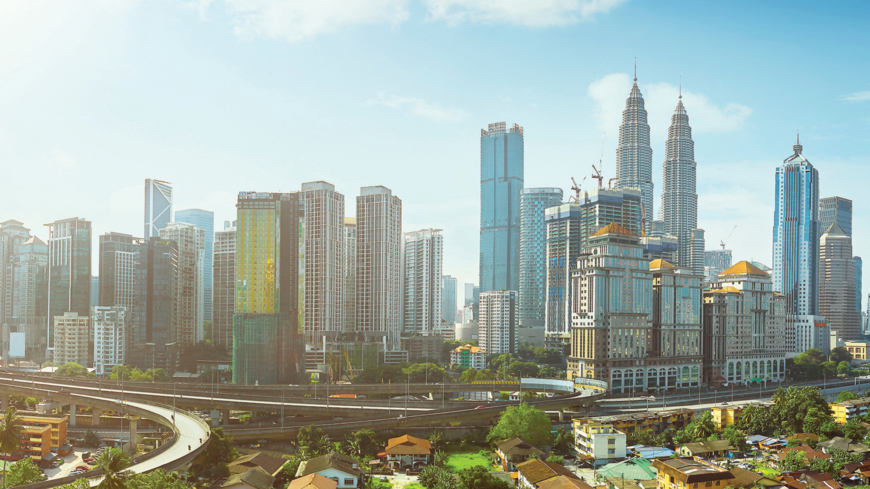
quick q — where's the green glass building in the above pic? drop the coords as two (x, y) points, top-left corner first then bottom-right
(46, 218), (92, 351)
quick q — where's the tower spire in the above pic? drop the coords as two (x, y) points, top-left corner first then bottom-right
(634, 57), (637, 82)
(679, 76), (682, 99)
(794, 131), (802, 155)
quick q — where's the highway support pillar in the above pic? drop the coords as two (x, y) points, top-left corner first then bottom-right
(222, 409), (231, 426)
(70, 403), (77, 427)
(557, 409), (564, 422)
(92, 409), (100, 426)
(127, 416), (140, 452)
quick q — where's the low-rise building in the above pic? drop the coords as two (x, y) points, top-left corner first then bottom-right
(652, 457), (734, 489)
(709, 401), (772, 428)
(450, 344), (485, 369)
(830, 397), (870, 425)
(18, 412), (69, 454)
(221, 466), (275, 489)
(573, 422), (626, 465)
(515, 459), (580, 489)
(288, 474), (338, 489)
(228, 452), (286, 477)
(296, 453), (363, 489)
(537, 476), (594, 489)
(845, 341), (870, 361)
(495, 437), (544, 471)
(676, 440), (734, 459)
(19, 424), (51, 463)
(573, 409), (694, 435)
(384, 435), (432, 471)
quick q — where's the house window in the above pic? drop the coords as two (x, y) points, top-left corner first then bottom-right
(608, 449), (615, 454)
(344, 479), (354, 486)
(608, 439), (615, 445)
(693, 484), (698, 488)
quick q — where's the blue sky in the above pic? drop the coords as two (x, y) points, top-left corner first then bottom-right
(1, 0), (869, 304)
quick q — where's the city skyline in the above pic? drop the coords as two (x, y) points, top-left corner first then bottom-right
(1, 1), (869, 294)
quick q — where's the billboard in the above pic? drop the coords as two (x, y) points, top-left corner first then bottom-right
(9, 332), (25, 358)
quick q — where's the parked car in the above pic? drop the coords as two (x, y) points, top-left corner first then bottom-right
(379, 476), (389, 482)
(474, 405), (486, 410)
(81, 451), (91, 459)
(75, 466), (89, 471)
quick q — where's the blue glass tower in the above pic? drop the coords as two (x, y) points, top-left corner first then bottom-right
(175, 209), (214, 322)
(773, 136), (820, 316)
(480, 122), (524, 294)
(519, 188), (562, 328)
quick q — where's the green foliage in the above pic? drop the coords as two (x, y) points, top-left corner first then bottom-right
(722, 425), (749, 452)
(126, 469), (190, 489)
(486, 403), (552, 448)
(780, 449), (807, 472)
(456, 466), (511, 489)
(837, 391), (860, 403)
(0, 407), (23, 470)
(96, 447), (132, 489)
(672, 427), (694, 446)
(737, 387), (832, 437)
(552, 427), (574, 455)
(109, 365), (169, 382)
(276, 458), (301, 488)
(459, 369), (494, 382)
(844, 418), (870, 440)
(403, 363), (450, 383)
(191, 428), (238, 479)
(419, 465), (459, 489)
(786, 437), (802, 448)
(5, 457), (42, 486)
(546, 455), (564, 464)
(690, 411), (717, 440)
(297, 425), (332, 458)
(56, 362), (88, 377)
(627, 428), (656, 446)
(428, 431), (445, 453)
(84, 429), (100, 447)
(831, 347), (853, 364)
(654, 429), (675, 449)
(178, 341), (230, 373)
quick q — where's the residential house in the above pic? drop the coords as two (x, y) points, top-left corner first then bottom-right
(450, 344), (485, 369)
(819, 436), (870, 456)
(537, 476), (595, 489)
(515, 459), (580, 489)
(17, 412), (70, 455)
(229, 452), (286, 477)
(496, 437), (544, 471)
(726, 467), (780, 489)
(573, 409), (694, 436)
(829, 398), (870, 425)
(785, 434), (819, 445)
(799, 471), (841, 489)
(573, 422), (626, 466)
(840, 460), (870, 485)
(651, 457), (734, 489)
(632, 446), (676, 460)
(288, 474), (339, 489)
(709, 401), (773, 429)
(596, 458), (657, 487)
(677, 441), (734, 459)
(221, 467), (276, 489)
(384, 435), (432, 471)
(777, 446), (830, 463)
(296, 453), (363, 489)
(760, 439), (787, 451)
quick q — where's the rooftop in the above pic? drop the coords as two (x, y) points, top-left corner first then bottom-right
(592, 223), (636, 238)
(495, 437), (544, 457)
(653, 458), (734, 482)
(516, 459), (579, 485)
(719, 261), (769, 277)
(221, 466), (275, 489)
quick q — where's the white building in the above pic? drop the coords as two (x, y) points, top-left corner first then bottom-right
(295, 453), (362, 489)
(790, 315), (830, 355)
(479, 291), (517, 355)
(573, 422), (627, 465)
(159, 222), (205, 347)
(53, 312), (89, 366)
(93, 306), (127, 375)
(343, 217), (357, 332)
(450, 344), (485, 370)
(402, 229), (443, 335)
(213, 221), (236, 350)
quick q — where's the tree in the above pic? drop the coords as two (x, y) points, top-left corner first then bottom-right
(96, 447), (132, 489)
(690, 412), (717, 440)
(297, 425), (328, 458)
(844, 419), (869, 440)
(831, 347), (853, 364)
(736, 404), (775, 437)
(456, 466), (511, 489)
(803, 407), (833, 436)
(0, 407), (23, 489)
(552, 427), (574, 455)
(837, 391), (860, 403)
(627, 428), (656, 447)
(672, 427), (694, 446)
(838, 361), (852, 376)
(546, 455), (564, 464)
(402, 363), (449, 384)
(84, 429), (100, 447)
(780, 449), (807, 472)
(5, 457), (42, 486)
(126, 470), (189, 489)
(429, 431), (445, 453)
(486, 403), (553, 448)
(275, 459), (301, 488)
(191, 428), (237, 479)
(56, 362), (88, 377)
(419, 465), (458, 489)
(722, 425), (749, 452)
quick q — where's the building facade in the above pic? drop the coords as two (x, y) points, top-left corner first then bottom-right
(131, 237), (178, 371)
(402, 229), (442, 336)
(820, 196), (852, 237)
(791, 315), (830, 354)
(93, 305), (126, 375)
(175, 209), (215, 322)
(159, 222), (205, 348)
(479, 290), (517, 355)
(704, 249), (733, 282)
(442, 275), (457, 325)
(519, 188), (563, 329)
(144, 179), (172, 239)
(661, 95), (699, 269)
(343, 217), (357, 332)
(573, 422), (627, 465)
(213, 221), (236, 350)
(9, 236), (49, 357)
(53, 312), (89, 366)
(0, 220), (31, 330)
(480, 122), (524, 294)
(616, 75), (654, 235)
(857, 257), (863, 314)
(450, 344), (485, 369)
(46, 218), (92, 353)
(819, 223), (861, 341)
(98, 232), (139, 314)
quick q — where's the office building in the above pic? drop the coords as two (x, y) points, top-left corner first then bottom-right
(159, 222), (205, 348)
(480, 122), (524, 294)
(45, 218), (92, 351)
(131, 237), (178, 371)
(92, 305), (127, 375)
(545, 188), (642, 337)
(856, 257), (863, 313)
(464, 283), (480, 321)
(616, 73), (654, 235)
(519, 188), (563, 328)
(301, 182), (344, 346)
(402, 229), (443, 335)
(661, 94), (699, 268)
(98, 232), (139, 313)
(641, 235), (679, 264)
(90, 276), (98, 308)
(479, 290), (517, 355)
(703, 261), (787, 385)
(356, 186), (402, 347)
(819, 224), (861, 341)
(773, 136), (820, 316)
(175, 209), (215, 321)
(9, 236), (49, 357)
(233, 191), (305, 385)
(343, 217), (357, 332)
(213, 221), (236, 349)
(0, 220), (31, 329)
(705, 249), (733, 282)
(690, 229), (705, 277)
(53, 312), (89, 366)
(791, 315), (830, 354)
(820, 196), (852, 237)
(144, 179), (172, 239)
(442, 275), (457, 325)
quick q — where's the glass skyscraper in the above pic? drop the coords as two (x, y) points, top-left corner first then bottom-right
(175, 209), (215, 322)
(479, 122), (524, 294)
(820, 196), (852, 237)
(519, 188), (562, 328)
(131, 237), (178, 371)
(46, 217), (92, 350)
(616, 75), (654, 235)
(144, 179), (172, 239)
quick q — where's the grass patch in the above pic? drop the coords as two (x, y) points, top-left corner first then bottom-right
(406, 484), (426, 489)
(443, 446), (493, 473)
(752, 462), (781, 478)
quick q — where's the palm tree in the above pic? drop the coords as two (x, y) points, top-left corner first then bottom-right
(0, 407), (23, 489)
(692, 411), (717, 440)
(96, 447), (131, 489)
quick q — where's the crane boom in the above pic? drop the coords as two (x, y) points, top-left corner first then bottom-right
(720, 225), (737, 249)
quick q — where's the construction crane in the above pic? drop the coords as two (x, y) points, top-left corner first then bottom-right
(343, 351), (354, 381)
(591, 165), (603, 189)
(608, 177), (619, 189)
(569, 176), (586, 203)
(720, 225), (737, 250)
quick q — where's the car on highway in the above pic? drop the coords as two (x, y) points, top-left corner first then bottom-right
(380, 476), (389, 482)
(474, 405), (486, 410)
(59, 389), (71, 394)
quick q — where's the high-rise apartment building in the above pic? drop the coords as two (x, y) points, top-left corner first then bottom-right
(45, 218), (92, 351)
(356, 186), (402, 347)
(819, 224), (861, 341)
(545, 187), (642, 336)
(773, 137), (820, 316)
(92, 306), (126, 375)
(301, 182), (344, 346)
(479, 290), (517, 355)
(616, 74), (654, 235)
(159, 222), (205, 348)
(856, 257), (863, 313)
(442, 275), (457, 325)
(401, 229), (443, 336)
(53, 312), (89, 366)
(233, 192), (305, 385)
(98, 232), (139, 314)
(0, 220), (31, 329)
(144, 179), (172, 239)
(131, 237), (178, 371)
(9, 236), (48, 356)
(690, 229), (706, 277)
(343, 218), (357, 332)
(213, 221), (236, 349)
(464, 283), (480, 322)
(820, 197), (852, 237)
(175, 209), (215, 322)
(703, 262), (787, 385)
(661, 95), (699, 268)
(480, 122), (524, 294)
(704, 249), (733, 282)
(519, 188), (563, 328)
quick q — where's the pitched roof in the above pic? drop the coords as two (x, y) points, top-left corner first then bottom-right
(822, 223), (846, 237)
(537, 476), (595, 489)
(229, 452), (287, 475)
(819, 437), (870, 453)
(728, 467), (780, 488)
(651, 458), (735, 483)
(707, 286), (743, 295)
(780, 446), (830, 462)
(649, 259), (675, 269)
(682, 440), (734, 453)
(592, 223), (636, 237)
(386, 435), (432, 455)
(297, 453), (362, 478)
(719, 261), (768, 277)
(222, 466), (275, 489)
(597, 458), (656, 480)
(786, 434), (820, 442)
(495, 437), (544, 457)
(516, 459), (579, 485)
(453, 344), (483, 354)
(287, 473), (338, 489)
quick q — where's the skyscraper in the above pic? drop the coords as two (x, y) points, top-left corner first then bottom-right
(93, 305), (127, 375)
(175, 209), (215, 322)
(690, 229), (706, 277)
(159, 222), (205, 348)
(233, 192), (305, 385)
(53, 312), (89, 366)
(356, 186), (402, 347)
(773, 136), (820, 316)
(820, 197), (852, 237)
(519, 188), (563, 328)
(402, 229), (443, 335)
(144, 179), (172, 239)
(131, 237), (178, 371)
(856, 257), (863, 313)
(45, 217), (92, 351)
(616, 73), (653, 235)
(704, 249), (733, 282)
(213, 221), (236, 349)
(0, 220), (31, 328)
(442, 275), (457, 325)
(9, 236), (48, 357)
(98, 232), (139, 313)
(661, 94), (698, 268)
(479, 290), (517, 355)
(343, 218), (357, 332)
(480, 122), (524, 293)
(819, 223), (861, 340)
(301, 182), (344, 347)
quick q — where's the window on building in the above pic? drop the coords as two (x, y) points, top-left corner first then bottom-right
(344, 479), (354, 486)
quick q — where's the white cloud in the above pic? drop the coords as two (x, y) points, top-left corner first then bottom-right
(424, 0), (627, 26)
(365, 92), (470, 123)
(215, 0), (410, 43)
(843, 91), (870, 102)
(588, 73), (752, 141)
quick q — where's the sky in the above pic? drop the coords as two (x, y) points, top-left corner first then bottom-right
(1, 0), (869, 308)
